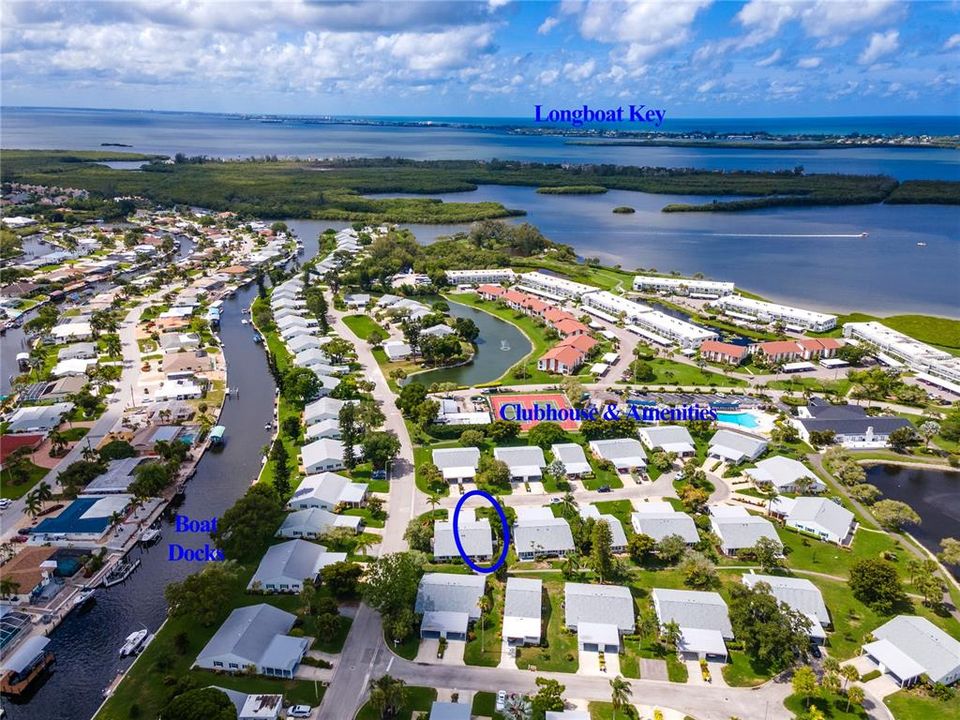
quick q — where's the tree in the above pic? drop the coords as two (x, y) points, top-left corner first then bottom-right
(845, 685), (865, 714)
(362, 430), (401, 470)
(129, 461), (173, 497)
(47, 429), (68, 457)
(478, 593), (491, 651)
(679, 550), (717, 589)
(281, 367), (321, 408)
(656, 534), (687, 564)
(840, 664), (860, 690)
(872, 499), (921, 530)
(486, 419), (520, 442)
(630, 359), (656, 382)
(362, 552), (425, 619)
(213, 484), (285, 562)
(323, 337), (354, 364)
(808, 430), (837, 447)
(849, 483), (882, 505)
(368, 674), (408, 720)
(161, 687), (236, 720)
(918, 420), (941, 449)
(0, 578), (21, 599)
(281, 415), (302, 439)
(413, 399), (439, 428)
(610, 675), (632, 720)
(590, 519), (614, 584)
(459, 429), (484, 447)
(269, 438), (290, 497)
(751, 536), (784, 572)
(938, 537), (960, 566)
(403, 518), (432, 553)
(99, 439), (136, 461)
(729, 582), (811, 670)
(396, 382), (427, 416)
(527, 421), (568, 449)
(848, 558), (905, 613)
(628, 533), (655, 564)
(531, 677), (565, 715)
(792, 666), (819, 707)
(477, 457), (510, 491)
(165, 562), (241, 627)
(339, 402), (360, 469)
(35, 481), (53, 510)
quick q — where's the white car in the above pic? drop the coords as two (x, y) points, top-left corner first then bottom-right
(287, 706), (312, 718)
(495, 691), (506, 711)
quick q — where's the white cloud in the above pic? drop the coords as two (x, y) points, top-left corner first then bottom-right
(859, 29), (899, 65)
(538, 69), (560, 85)
(697, 80), (718, 93)
(538, 16), (560, 35)
(944, 34), (960, 51)
(755, 49), (782, 67)
(736, 0), (901, 47)
(797, 56), (822, 69)
(563, 59), (596, 82)
(488, 0), (511, 9)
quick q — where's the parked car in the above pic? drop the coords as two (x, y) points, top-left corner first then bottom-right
(550, 497), (562, 504)
(288, 706), (312, 718)
(597, 485), (612, 493)
(371, 470), (386, 480)
(809, 644), (822, 659)
(495, 690), (506, 711)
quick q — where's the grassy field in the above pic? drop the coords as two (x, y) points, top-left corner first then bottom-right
(0, 460), (48, 499)
(784, 692), (868, 720)
(721, 651), (774, 687)
(355, 686), (438, 720)
(472, 691), (506, 719)
(464, 578), (504, 667)
(343, 314), (386, 341)
(627, 358), (749, 388)
(514, 580), (578, 673)
(885, 690), (960, 720)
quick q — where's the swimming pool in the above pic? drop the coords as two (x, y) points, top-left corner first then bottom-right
(715, 411), (759, 429)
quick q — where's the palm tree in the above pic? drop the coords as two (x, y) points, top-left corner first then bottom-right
(840, 664), (860, 690)
(48, 429), (67, 458)
(354, 534), (377, 556)
(109, 511), (123, 535)
(368, 675), (407, 719)
(81, 444), (99, 462)
(426, 491), (442, 516)
(561, 552), (580, 580)
(609, 675), (632, 720)
(24, 491), (42, 519)
(845, 685), (865, 713)
(104, 333), (122, 358)
(560, 491), (577, 520)
(478, 594), (491, 652)
(36, 482), (53, 510)
(0, 579), (21, 600)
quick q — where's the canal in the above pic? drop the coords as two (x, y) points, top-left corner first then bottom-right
(865, 463), (960, 579)
(407, 298), (531, 388)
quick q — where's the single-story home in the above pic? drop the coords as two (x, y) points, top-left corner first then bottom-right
(588, 438), (647, 471)
(630, 504), (699, 545)
(277, 508), (363, 539)
(422, 324), (457, 339)
(433, 509), (493, 562)
(564, 582), (635, 653)
(578, 506), (628, 553)
(155, 378), (204, 401)
(652, 588), (734, 661)
(158, 332), (201, 353)
(383, 341), (413, 361)
(503, 577), (542, 646)
(162, 351), (214, 375)
(287, 472), (367, 511)
(550, 443), (592, 476)
(304, 418), (342, 441)
(428, 702), (471, 720)
(415, 573), (487, 640)
(742, 573), (830, 643)
(494, 446), (546, 482)
(513, 515), (575, 560)
(303, 397), (347, 426)
(862, 615), (960, 687)
(794, 398), (913, 449)
(746, 455), (825, 494)
(782, 496), (856, 546)
(301, 438), (345, 474)
(51, 357), (97, 377)
(708, 429), (768, 464)
(195, 604), (309, 678)
(6, 402), (74, 434)
(709, 505), (782, 556)
(638, 425), (696, 457)
(57, 343), (97, 361)
(247, 539), (346, 593)
(432, 447), (481, 483)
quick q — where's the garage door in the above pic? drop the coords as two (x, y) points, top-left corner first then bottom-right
(448, 632), (466, 641)
(422, 630), (440, 639)
(582, 643), (599, 652)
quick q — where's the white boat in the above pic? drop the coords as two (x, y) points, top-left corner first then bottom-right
(119, 629), (148, 657)
(73, 588), (96, 608)
(140, 527), (161, 546)
(241, 318), (249, 325)
(917, 242), (927, 247)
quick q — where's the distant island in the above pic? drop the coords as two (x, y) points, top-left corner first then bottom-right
(612, 206), (636, 214)
(536, 185), (607, 194)
(100, 142), (133, 147)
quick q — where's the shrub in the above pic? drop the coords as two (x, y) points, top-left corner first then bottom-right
(860, 669), (882, 682)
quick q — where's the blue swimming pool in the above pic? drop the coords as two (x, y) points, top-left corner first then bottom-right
(716, 411), (759, 429)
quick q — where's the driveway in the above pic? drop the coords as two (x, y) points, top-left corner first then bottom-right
(577, 649), (620, 677)
(639, 658), (668, 681)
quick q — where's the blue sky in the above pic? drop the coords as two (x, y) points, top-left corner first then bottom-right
(2, 0), (958, 118)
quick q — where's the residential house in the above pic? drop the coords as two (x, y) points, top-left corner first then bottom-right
(745, 456), (825, 494)
(550, 443), (592, 477)
(638, 425), (695, 457)
(742, 574), (830, 643)
(588, 438), (647, 471)
(861, 615), (960, 687)
(514, 512), (575, 560)
(652, 588), (734, 660)
(287, 472), (367, 511)
(300, 439), (345, 474)
(698, 340), (748, 365)
(794, 398), (912, 449)
(564, 582), (635, 652)
(494, 446), (546, 482)
(709, 505), (781, 556)
(415, 573), (487, 640)
(247, 539), (346, 593)
(433, 509), (493, 562)
(630, 503), (699, 545)
(781, 496), (856, 545)
(578, 506), (628, 553)
(503, 577), (542, 646)
(432, 447), (481, 483)
(277, 508), (362, 539)
(707, 429), (767, 464)
(428, 702), (471, 720)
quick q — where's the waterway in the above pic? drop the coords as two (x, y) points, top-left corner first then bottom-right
(410, 299), (531, 388)
(865, 464), (960, 579)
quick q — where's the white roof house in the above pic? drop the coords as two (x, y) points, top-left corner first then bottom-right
(494, 446), (546, 481)
(433, 510), (493, 562)
(195, 604), (309, 678)
(514, 516), (575, 560)
(303, 397), (347, 426)
(51, 358), (97, 377)
(503, 577), (542, 646)
(429, 702), (471, 720)
(288, 472), (367, 511)
(383, 341), (413, 361)
(785, 497), (856, 545)
(247, 539), (347, 593)
(58, 343), (97, 361)
(51, 321), (93, 341)
(708, 429), (768, 464)
(551, 443), (592, 476)
(286, 334), (323, 354)
(638, 425), (696, 456)
(415, 573), (487, 640)
(747, 456), (825, 494)
(652, 588), (733, 660)
(709, 506), (782, 555)
(5, 403), (74, 433)
(630, 507), (699, 545)
(564, 582), (635, 652)
(864, 615), (960, 686)
(579, 506), (628, 552)
(545, 713), (591, 720)
(742, 574), (829, 641)
(588, 438), (647, 470)
(304, 418), (341, 441)
(277, 508), (362, 539)
(713, 295), (837, 332)
(432, 447), (481, 482)
(301, 439), (345, 474)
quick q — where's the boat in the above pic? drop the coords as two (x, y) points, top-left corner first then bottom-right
(118, 629), (148, 657)
(0, 637), (55, 697)
(241, 318), (248, 325)
(72, 587), (96, 609)
(209, 425), (226, 446)
(139, 527), (161, 546)
(917, 241), (927, 247)
(102, 557), (141, 588)
(859, 231), (869, 238)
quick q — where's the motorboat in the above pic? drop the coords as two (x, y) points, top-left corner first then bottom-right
(119, 629), (148, 657)
(139, 527), (161, 546)
(73, 588), (96, 609)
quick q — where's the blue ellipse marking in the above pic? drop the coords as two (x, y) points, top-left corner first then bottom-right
(452, 489), (509, 574)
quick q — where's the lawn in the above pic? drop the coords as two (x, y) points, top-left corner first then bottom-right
(464, 578), (504, 667)
(414, 444), (452, 496)
(472, 691), (506, 719)
(627, 358), (749, 388)
(355, 686), (438, 720)
(721, 650), (774, 687)
(593, 499), (635, 530)
(342, 506), (386, 528)
(766, 377), (852, 396)
(312, 614), (353, 653)
(514, 580), (578, 673)
(1, 460), (48, 499)
(885, 689), (960, 720)
(784, 692), (868, 720)
(343, 314), (385, 340)
(776, 524), (911, 581)
(192, 672), (325, 708)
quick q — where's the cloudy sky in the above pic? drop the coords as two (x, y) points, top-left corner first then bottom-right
(2, 0), (958, 118)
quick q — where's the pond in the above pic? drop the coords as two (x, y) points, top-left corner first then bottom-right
(411, 298), (531, 388)
(865, 463), (960, 579)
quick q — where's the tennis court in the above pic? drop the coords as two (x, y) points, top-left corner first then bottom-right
(488, 392), (579, 431)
